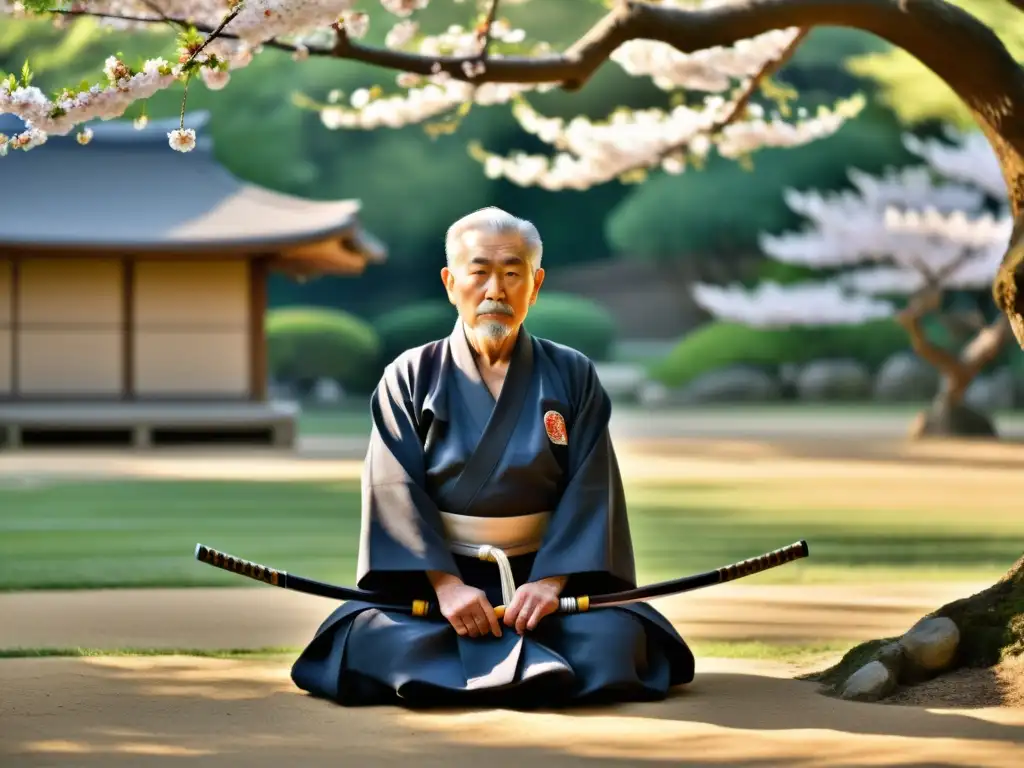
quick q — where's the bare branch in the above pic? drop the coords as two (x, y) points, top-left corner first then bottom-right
(48, 8), (308, 57)
(184, 6), (243, 69)
(478, 0), (502, 59)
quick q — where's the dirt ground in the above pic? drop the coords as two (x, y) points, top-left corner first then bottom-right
(0, 582), (992, 649)
(2, 655), (1023, 767)
(4, 433), (1024, 766)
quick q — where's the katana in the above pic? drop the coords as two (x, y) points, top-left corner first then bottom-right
(193, 539), (809, 619)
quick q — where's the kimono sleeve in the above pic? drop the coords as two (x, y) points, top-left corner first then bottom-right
(528, 357), (637, 595)
(355, 360), (460, 595)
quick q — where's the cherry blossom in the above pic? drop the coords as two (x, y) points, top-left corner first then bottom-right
(0, 0), (864, 173)
(692, 132), (1012, 327)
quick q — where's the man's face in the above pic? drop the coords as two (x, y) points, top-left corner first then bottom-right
(441, 229), (545, 343)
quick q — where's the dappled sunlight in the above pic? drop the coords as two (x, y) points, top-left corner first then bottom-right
(79, 655), (296, 700)
(0, 452), (365, 482)
(397, 666), (1024, 766)
(394, 712), (1022, 766)
(21, 739), (215, 757)
(3, 656), (1024, 767)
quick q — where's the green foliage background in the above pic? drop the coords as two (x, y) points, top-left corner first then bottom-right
(844, 0), (1024, 129)
(4, 3), (1020, 330)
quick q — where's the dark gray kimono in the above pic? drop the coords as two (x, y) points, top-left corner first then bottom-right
(291, 322), (695, 708)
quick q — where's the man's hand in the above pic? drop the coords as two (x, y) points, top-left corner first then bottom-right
(503, 576), (568, 634)
(428, 571), (502, 638)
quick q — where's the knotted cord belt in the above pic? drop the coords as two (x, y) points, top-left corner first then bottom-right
(441, 511), (586, 611)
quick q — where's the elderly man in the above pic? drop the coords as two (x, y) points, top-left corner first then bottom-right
(291, 207), (694, 708)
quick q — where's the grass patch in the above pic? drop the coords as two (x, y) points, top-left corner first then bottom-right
(298, 407), (371, 437)
(0, 640), (857, 663)
(1, 473), (1021, 591)
(0, 647), (298, 660)
(689, 640), (858, 663)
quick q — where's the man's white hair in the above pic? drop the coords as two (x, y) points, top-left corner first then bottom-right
(445, 207), (543, 272)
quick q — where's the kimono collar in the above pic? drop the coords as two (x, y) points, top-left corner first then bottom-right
(422, 318), (533, 422)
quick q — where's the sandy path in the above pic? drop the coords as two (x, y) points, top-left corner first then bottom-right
(0, 582), (991, 651)
(2, 655), (1022, 767)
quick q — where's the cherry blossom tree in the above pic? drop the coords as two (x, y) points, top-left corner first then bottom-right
(3, 0), (1024, 698)
(691, 130), (1013, 435)
(3, 0), (1020, 353)
(0, 2), (863, 180)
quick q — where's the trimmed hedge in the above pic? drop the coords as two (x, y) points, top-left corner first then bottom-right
(525, 292), (617, 361)
(649, 319), (909, 388)
(373, 293), (619, 362)
(373, 302), (458, 366)
(266, 307), (381, 393)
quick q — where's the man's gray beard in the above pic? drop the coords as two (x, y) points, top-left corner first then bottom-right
(480, 320), (513, 342)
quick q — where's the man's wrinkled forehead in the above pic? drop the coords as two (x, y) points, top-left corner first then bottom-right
(457, 229), (526, 264)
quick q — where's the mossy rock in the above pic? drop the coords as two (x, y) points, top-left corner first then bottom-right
(799, 637), (899, 692)
(933, 553), (1024, 667)
(802, 553), (1024, 693)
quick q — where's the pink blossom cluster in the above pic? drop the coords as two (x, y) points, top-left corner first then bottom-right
(692, 132), (1012, 327)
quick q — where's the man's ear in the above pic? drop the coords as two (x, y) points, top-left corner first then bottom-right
(441, 267), (456, 304)
(530, 267), (545, 305)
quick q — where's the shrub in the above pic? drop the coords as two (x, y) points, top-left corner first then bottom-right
(373, 302), (458, 366)
(649, 319), (909, 388)
(267, 307), (381, 393)
(373, 293), (618, 362)
(526, 292), (618, 361)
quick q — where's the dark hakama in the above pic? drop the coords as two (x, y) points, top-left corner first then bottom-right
(291, 321), (695, 708)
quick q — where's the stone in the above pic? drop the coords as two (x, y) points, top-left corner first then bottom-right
(875, 640), (906, 678)
(873, 353), (939, 402)
(670, 366), (781, 404)
(796, 359), (872, 401)
(899, 617), (960, 673)
(311, 378), (345, 405)
(595, 363), (645, 402)
(965, 367), (1015, 411)
(908, 403), (997, 439)
(839, 660), (897, 702)
(637, 380), (669, 408)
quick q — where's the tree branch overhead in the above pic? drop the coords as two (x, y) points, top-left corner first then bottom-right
(5, 0), (1024, 347)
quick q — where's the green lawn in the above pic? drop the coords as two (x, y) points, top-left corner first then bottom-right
(296, 403), (1024, 439)
(0, 476), (1019, 591)
(298, 407), (371, 437)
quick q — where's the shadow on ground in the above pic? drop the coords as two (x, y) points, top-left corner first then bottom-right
(2, 656), (1022, 767)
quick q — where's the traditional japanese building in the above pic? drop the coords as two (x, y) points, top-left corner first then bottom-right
(0, 111), (386, 449)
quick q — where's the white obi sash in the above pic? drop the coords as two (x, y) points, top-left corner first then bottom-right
(439, 511), (551, 604)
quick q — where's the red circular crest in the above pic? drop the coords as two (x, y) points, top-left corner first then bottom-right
(544, 410), (568, 446)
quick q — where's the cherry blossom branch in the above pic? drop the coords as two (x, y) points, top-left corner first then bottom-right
(46, 7), (309, 57)
(6, 0), (1024, 346)
(183, 6), (242, 70)
(478, 0), (502, 58)
(653, 26), (809, 167)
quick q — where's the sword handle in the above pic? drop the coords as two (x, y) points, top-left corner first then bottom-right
(488, 596), (591, 621)
(194, 544), (286, 587)
(716, 539), (809, 582)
